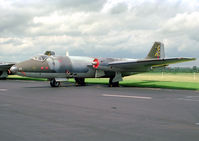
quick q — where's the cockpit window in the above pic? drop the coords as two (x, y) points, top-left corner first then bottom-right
(32, 55), (48, 61)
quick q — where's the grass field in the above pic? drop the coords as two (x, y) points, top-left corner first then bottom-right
(7, 73), (199, 90)
(8, 75), (47, 81)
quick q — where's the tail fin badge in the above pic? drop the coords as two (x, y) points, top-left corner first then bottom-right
(155, 45), (161, 59)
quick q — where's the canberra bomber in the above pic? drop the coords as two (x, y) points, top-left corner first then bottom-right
(9, 42), (195, 87)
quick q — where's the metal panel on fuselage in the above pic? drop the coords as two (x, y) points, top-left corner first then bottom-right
(69, 56), (96, 78)
(46, 56), (96, 78)
(47, 56), (72, 73)
(69, 56), (93, 73)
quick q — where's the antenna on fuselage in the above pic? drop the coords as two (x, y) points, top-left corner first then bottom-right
(66, 51), (69, 56)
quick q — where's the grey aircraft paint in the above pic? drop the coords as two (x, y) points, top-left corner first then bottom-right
(10, 42), (196, 87)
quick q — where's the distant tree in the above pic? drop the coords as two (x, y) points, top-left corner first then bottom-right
(193, 66), (197, 72)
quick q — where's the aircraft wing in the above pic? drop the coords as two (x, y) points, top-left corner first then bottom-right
(0, 63), (15, 71)
(108, 57), (196, 71)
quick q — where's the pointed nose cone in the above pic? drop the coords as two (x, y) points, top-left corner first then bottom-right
(10, 65), (18, 74)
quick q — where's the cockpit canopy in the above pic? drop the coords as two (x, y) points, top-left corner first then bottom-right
(44, 51), (55, 56)
(32, 55), (48, 61)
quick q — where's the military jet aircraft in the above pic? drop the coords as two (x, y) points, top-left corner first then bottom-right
(10, 42), (195, 87)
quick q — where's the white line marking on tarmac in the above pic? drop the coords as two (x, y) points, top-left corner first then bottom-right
(178, 96), (199, 102)
(102, 94), (152, 100)
(178, 98), (199, 102)
(0, 89), (8, 92)
(195, 123), (199, 126)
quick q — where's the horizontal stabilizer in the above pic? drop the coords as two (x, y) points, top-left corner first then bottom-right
(108, 57), (196, 71)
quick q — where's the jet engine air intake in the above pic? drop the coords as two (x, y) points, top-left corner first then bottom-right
(92, 58), (99, 69)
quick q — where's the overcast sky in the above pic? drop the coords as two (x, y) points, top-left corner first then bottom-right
(0, 0), (198, 66)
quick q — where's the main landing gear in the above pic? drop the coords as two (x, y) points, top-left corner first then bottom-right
(109, 77), (119, 87)
(75, 78), (86, 86)
(50, 78), (60, 87)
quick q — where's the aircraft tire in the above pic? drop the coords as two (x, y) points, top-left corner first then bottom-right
(109, 77), (119, 87)
(0, 77), (7, 80)
(50, 79), (60, 87)
(75, 78), (86, 86)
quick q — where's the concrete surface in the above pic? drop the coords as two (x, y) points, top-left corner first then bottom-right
(0, 80), (199, 141)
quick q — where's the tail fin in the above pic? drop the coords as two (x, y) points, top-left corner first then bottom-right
(146, 42), (165, 59)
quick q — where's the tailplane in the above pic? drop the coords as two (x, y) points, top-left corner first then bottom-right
(146, 42), (165, 59)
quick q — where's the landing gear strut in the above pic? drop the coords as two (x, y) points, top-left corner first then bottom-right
(50, 78), (60, 87)
(109, 77), (119, 87)
(75, 78), (86, 86)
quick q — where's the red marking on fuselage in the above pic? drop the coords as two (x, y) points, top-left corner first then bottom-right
(66, 70), (70, 74)
(20, 71), (26, 76)
(45, 67), (48, 70)
(41, 67), (44, 70)
(8, 70), (11, 74)
(93, 58), (99, 69)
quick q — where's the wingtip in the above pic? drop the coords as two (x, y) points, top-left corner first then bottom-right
(186, 57), (196, 61)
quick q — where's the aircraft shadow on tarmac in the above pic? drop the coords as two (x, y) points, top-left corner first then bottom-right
(24, 82), (109, 89)
(23, 80), (197, 91)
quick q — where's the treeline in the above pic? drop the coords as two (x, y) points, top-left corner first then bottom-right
(151, 66), (199, 73)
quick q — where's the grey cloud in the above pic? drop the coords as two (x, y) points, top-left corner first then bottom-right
(0, 11), (31, 36)
(110, 3), (128, 14)
(0, 0), (106, 36)
(52, 0), (106, 12)
(0, 0), (198, 67)
(0, 38), (22, 46)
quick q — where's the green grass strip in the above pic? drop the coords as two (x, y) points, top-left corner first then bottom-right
(8, 75), (47, 81)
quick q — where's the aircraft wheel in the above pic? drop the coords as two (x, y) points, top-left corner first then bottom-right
(0, 77), (7, 80)
(109, 77), (119, 87)
(75, 78), (86, 86)
(50, 79), (60, 87)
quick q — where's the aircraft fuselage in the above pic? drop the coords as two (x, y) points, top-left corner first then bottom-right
(13, 55), (136, 79)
